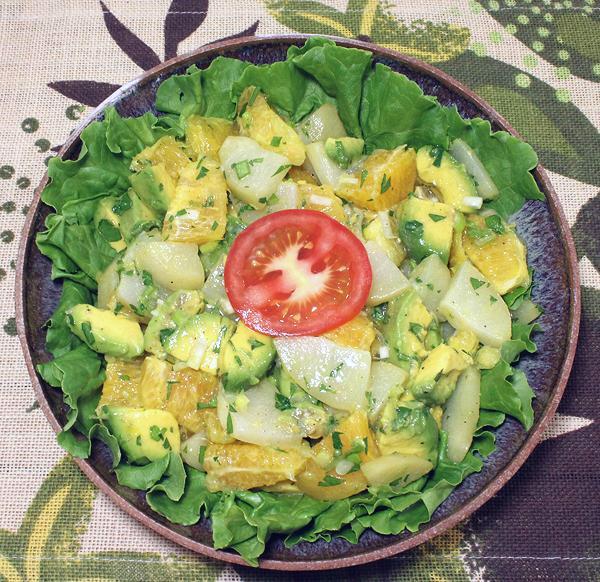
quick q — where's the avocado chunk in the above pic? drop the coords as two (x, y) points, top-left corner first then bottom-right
(416, 147), (478, 213)
(324, 137), (364, 169)
(274, 366), (329, 439)
(382, 288), (433, 371)
(67, 304), (144, 359)
(112, 190), (160, 243)
(376, 399), (439, 466)
(221, 322), (276, 391)
(363, 214), (406, 266)
(129, 163), (175, 215)
(399, 196), (454, 264)
(94, 197), (126, 253)
(99, 405), (179, 463)
(164, 312), (234, 374)
(144, 290), (203, 358)
(409, 344), (471, 405)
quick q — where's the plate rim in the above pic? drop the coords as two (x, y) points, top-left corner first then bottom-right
(15, 34), (581, 571)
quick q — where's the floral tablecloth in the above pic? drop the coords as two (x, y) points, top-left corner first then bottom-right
(1, 1), (598, 580)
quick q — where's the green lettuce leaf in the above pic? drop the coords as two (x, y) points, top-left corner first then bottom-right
(147, 453), (186, 501)
(45, 281), (92, 357)
(116, 452), (185, 502)
(360, 63), (449, 152)
(42, 121), (130, 212)
(201, 57), (251, 119)
(503, 276), (533, 309)
(36, 214), (116, 288)
(447, 107), (544, 218)
(289, 37), (372, 136)
(155, 64), (203, 117)
(480, 360), (535, 429)
(105, 106), (179, 158)
(37, 345), (105, 429)
(57, 423), (121, 466)
(501, 322), (541, 363)
(115, 454), (171, 490)
(233, 60), (332, 123)
(146, 467), (219, 526)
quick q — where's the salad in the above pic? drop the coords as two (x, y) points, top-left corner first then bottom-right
(36, 38), (543, 565)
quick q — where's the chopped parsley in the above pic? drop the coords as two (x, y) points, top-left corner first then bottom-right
(430, 146), (444, 167)
(274, 392), (292, 411)
(196, 166), (209, 179)
(203, 195), (215, 208)
(226, 412), (234, 434)
(175, 208), (188, 217)
(490, 296), (498, 304)
(197, 397), (217, 410)
(485, 214), (505, 234)
(360, 169), (369, 187)
(112, 193), (132, 215)
(470, 277), (485, 290)
(318, 475), (344, 487)
(331, 431), (343, 453)
(166, 380), (178, 400)
(159, 328), (176, 346)
(248, 86), (260, 106)
(81, 322), (95, 346)
(380, 173), (391, 194)
(371, 303), (389, 324)
(198, 445), (207, 466)
(232, 158), (263, 180)
(119, 374), (130, 381)
(270, 136), (282, 147)
(212, 325), (229, 353)
(271, 164), (292, 177)
(149, 425), (167, 442)
(429, 213), (446, 222)
(330, 363), (344, 378)
(211, 220), (219, 231)
(249, 339), (264, 350)
(409, 322), (424, 336)
(141, 270), (153, 286)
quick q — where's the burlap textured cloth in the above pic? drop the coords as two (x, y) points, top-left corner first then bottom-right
(0, 1), (598, 580)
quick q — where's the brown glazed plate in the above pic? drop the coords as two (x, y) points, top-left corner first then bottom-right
(16, 35), (580, 570)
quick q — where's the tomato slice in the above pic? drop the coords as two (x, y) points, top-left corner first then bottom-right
(224, 210), (372, 336)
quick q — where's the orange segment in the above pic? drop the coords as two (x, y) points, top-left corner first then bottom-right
(98, 357), (144, 409)
(463, 216), (529, 294)
(132, 136), (190, 179)
(162, 159), (228, 244)
(297, 181), (346, 222)
(295, 460), (368, 501)
(336, 147), (416, 211)
(139, 357), (219, 434)
(185, 116), (234, 160)
(296, 410), (379, 501)
(203, 443), (307, 492)
(322, 313), (376, 351)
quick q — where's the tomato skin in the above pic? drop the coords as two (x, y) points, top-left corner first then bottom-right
(224, 210), (372, 337)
